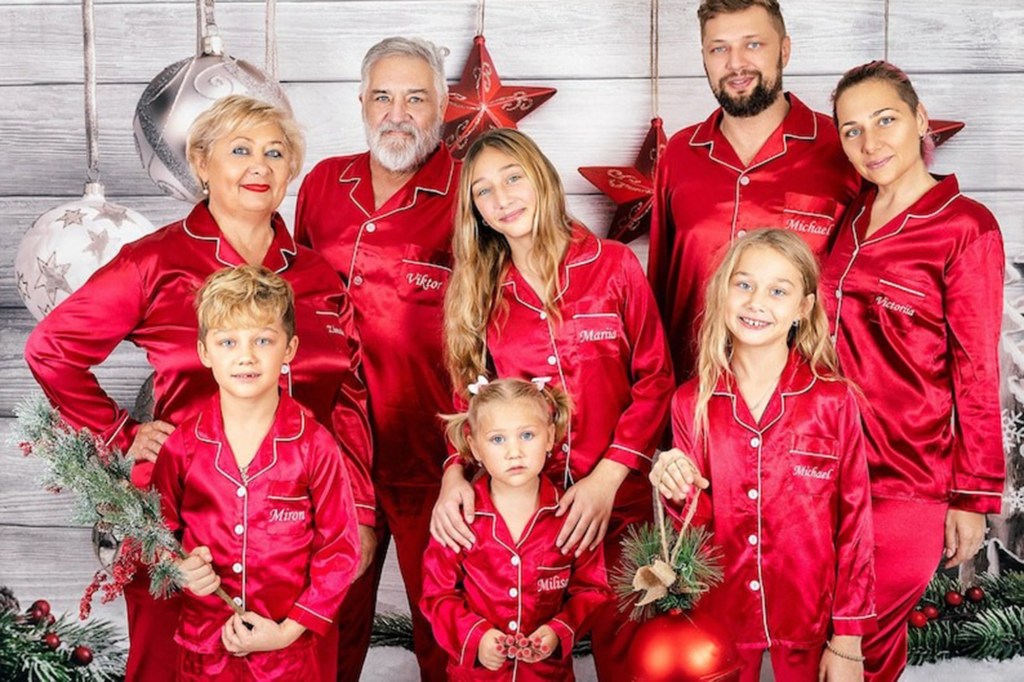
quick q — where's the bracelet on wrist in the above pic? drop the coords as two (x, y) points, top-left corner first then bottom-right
(826, 640), (865, 662)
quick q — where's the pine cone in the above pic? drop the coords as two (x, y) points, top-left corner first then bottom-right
(0, 585), (20, 613)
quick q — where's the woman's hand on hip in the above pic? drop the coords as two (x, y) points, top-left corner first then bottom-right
(943, 509), (987, 568)
(127, 420), (175, 463)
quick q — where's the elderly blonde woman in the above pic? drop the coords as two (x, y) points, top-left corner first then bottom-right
(26, 95), (373, 681)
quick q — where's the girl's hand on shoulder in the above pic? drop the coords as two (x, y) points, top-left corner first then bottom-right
(650, 449), (709, 502)
(477, 628), (506, 671)
(556, 459), (629, 556)
(430, 464), (477, 552)
(943, 509), (987, 568)
(128, 420), (175, 463)
(818, 636), (863, 682)
(521, 624), (559, 663)
(221, 613), (304, 655)
(177, 546), (220, 597)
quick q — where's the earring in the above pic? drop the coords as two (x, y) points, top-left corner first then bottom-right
(792, 319), (800, 328)
(546, 449), (552, 458)
(201, 180), (209, 196)
(280, 363), (290, 375)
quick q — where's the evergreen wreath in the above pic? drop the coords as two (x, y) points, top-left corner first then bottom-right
(908, 571), (1024, 664)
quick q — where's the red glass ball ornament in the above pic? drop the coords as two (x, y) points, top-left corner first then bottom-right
(922, 604), (941, 620)
(966, 586), (985, 603)
(627, 610), (742, 681)
(29, 600), (51, 618)
(72, 646), (94, 666)
(908, 610), (929, 628)
(945, 590), (964, 607)
(27, 606), (46, 624)
(43, 632), (61, 650)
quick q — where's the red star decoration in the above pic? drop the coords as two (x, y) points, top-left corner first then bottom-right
(443, 35), (557, 159)
(929, 120), (965, 147)
(578, 117), (666, 244)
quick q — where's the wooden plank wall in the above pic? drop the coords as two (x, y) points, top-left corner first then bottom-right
(2, 0), (1022, 638)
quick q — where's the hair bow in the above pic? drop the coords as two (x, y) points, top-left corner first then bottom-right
(467, 375), (489, 395)
(530, 376), (552, 391)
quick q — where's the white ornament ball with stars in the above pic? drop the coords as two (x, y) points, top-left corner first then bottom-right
(14, 182), (155, 319)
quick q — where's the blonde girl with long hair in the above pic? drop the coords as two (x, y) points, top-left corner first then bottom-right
(431, 128), (673, 680)
(651, 229), (876, 682)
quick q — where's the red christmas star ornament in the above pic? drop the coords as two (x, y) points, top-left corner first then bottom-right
(443, 35), (557, 158)
(929, 120), (965, 147)
(578, 117), (666, 244)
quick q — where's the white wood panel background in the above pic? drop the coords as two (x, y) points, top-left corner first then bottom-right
(1, 2), (1022, 676)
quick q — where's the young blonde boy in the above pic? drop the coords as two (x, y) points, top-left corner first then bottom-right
(152, 265), (360, 680)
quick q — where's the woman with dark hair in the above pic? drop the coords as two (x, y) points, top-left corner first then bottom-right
(822, 61), (1005, 680)
(26, 95), (373, 681)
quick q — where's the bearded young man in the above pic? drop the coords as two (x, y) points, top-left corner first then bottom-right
(649, 0), (860, 382)
(295, 36), (457, 682)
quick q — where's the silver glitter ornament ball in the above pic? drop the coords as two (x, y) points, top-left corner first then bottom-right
(133, 37), (292, 203)
(15, 182), (156, 320)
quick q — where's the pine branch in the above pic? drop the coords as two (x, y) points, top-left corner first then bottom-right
(958, 606), (1024, 661)
(907, 618), (959, 665)
(11, 397), (240, 617)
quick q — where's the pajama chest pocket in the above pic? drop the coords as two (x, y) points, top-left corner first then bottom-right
(782, 193), (838, 252)
(866, 276), (940, 353)
(788, 435), (838, 496)
(265, 482), (311, 535)
(572, 312), (626, 359)
(535, 564), (572, 606)
(399, 245), (452, 305)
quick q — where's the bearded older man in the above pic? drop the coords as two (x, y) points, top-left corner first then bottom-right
(295, 36), (457, 682)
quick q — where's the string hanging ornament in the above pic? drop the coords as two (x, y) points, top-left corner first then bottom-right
(14, 0), (156, 320)
(578, 0), (666, 244)
(442, 0), (557, 158)
(133, 0), (290, 202)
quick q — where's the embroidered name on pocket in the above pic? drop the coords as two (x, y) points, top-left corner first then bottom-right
(268, 507), (306, 523)
(792, 464), (833, 480)
(783, 213), (833, 236)
(406, 271), (444, 291)
(875, 278), (926, 318)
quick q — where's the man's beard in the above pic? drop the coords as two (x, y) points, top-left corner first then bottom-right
(713, 61), (784, 118)
(366, 120), (442, 173)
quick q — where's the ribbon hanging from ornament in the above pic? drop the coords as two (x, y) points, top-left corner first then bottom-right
(442, 0), (557, 158)
(632, 481), (704, 606)
(14, 0), (156, 320)
(133, 0), (291, 202)
(578, 0), (666, 244)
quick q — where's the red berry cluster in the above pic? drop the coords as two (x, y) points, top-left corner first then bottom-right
(494, 632), (553, 663)
(25, 599), (93, 666)
(908, 586), (985, 628)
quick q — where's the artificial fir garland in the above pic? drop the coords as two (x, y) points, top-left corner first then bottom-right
(0, 588), (125, 682)
(907, 571), (1024, 664)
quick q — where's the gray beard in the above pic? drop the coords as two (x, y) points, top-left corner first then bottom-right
(366, 121), (442, 173)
